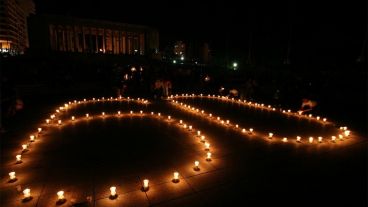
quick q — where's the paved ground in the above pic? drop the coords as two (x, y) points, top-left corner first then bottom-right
(0, 95), (366, 207)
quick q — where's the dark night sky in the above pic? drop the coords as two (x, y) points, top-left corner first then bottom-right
(33, 0), (366, 66)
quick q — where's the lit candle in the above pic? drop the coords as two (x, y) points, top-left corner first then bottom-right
(338, 134), (343, 140)
(201, 110), (204, 114)
(344, 130), (350, 137)
(118, 111), (121, 115)
(58, 120), (62, 125)
(217, 117), (220, 121)
(298, 111), (303, 115)
(22, 144), (28, 151)
(173, 172), (180, 183)
(140, 110), (143, 114)
(206, 152), (212, 161)
(71, 116), (75, 121)
(316, 116), (320, 120)
(309, 137), (314, 143)
(221, 120), (224, 124)
(197, 131), (201, 136)
(242, 128), (246, 133)
(282, 137), (288, 142)
(23, 188), (31, 199)
(226, 120), (230, 124)
(57, 191), (64, 200)
(50, 114), (55, 119)
(249, 128), (253, 133)
(46, 119), (50, 124)
(268, 133), (273, 139)
(205, 142), (210, 150)
(179, 120), (183, 125)
(56, 109), (60, 113)
(9, 172), (16, 181)
(201, 135), (206, 142)
(30, 135), (35, 142)
(158, 113), (161, 116)
(16, 155), (22, 163)
(110, 186), (117, 197)
(130, 111), (133, 114)
(168, 116), (171, 120)
(308, 114), (312, 118)
(37, 128), (42, 133)
(189, 125), (192, 130)
(287, 109), (291, 113)
(102, 112), (105, 116)
(296, 136), (301, 142)
(318, 137), (323, 143)
(86, 113), (89, 118)
(194, 161), (200, 171)
(143, 179), (149, 191)
(235, 124), (239, 128)
(323, 118), (327, 122)
(209, 113), (212, 117)
(331, 136), (336, 142)
(183, 124), (187, 129)
(151, 112), (154, 115)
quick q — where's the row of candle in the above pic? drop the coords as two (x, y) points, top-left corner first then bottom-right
(170, 94), (332, 126)
(169, 99), (352, 145)
(9, 109), (214, 203)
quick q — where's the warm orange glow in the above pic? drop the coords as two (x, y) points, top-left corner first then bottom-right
(268, 133), (273, 138)
(173, 172), (180, 182)
(37, 128), (42, 133)
(9, 172), (16, 180)
(23, 188), (31, 199)
(296, 136), (301, 142)
(57, 191), (64, 200)
(72, 116), (75, 121)
(318, 137), (323, 143)
(282, 137), (288, 142)
(30, 135), (35, 142)
(110, 186), (117, 196)
(309, 137), (314, 143)
(197, 131), (201, 136)
(143, 179), (149, 190)
(46, 119), (50, 124)
(22, 144), (28, 151)
(16, 155), (22, 162)
(201, 135), (206, 142)
(58, 120), (62, 125)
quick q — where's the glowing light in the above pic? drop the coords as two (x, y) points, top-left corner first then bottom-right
(282, 137), (288, 142)
(209, 113), (212, 117)
(173, 172), (180, 182)
(296, 136), (301, 142)
(37, 128), (42, 133)
(151, 112), (154, 115)
(344, 130), (350, 137)
(58, 120), (62, 125)
(86, 113), (89, 118)
(22, 144), (28, 151)
(179, 120), (183, 124)
(338, 134), (344, 140)
(118, 111), (121, 115)
(206, 152), (212, 161)
(226, 120), (230, 124)
(331, 136), (336, 142)
(316, 116), (320, 120)
(197, 131), (201, 136)
(309, 137), (314, 143)
(50, 114), (55, 119)
(110, 186), (117, 197)
(46, 119), (50, 124)
(221, 120), (224, 124)
(57, 191), (64, 200)
(189, 125), (192, 130)
(201, 135), (206, 142)
(23, 188), (31, 199)
(56, 109), (60, 113)
(205, 142), (210, 150)
(140, 110), (143, 114)
(183, 124), (187, 129)
(318, 137), (323, 143)
(168, 116), (171, 120)
(217, 117), (220, 121)
(308, 114), (312, 118)
(249, 128), (254, 133)
(235, 124), (239, 128)
(268, 133), (273, 138)
(242, 128), (246, 133)
(143, 179), (149, 191)
(130, 111), (133, 114)
(16, 155), (22, 162)
(323, 118), (327, 122)
(9, 172), (16, 180)
(194, 161), (200, 171)
(72, 116), (75, 121)
(30, 135), (35, 142)
(102, 112), (105, 116)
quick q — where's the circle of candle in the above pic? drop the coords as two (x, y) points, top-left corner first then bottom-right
(173, 172), (180, 183)
(318, 137), (323, 143)
(58, 120), (62, 125)
(57, 191), (65, 201)
(30, 135), (35, 142)
(37, 128), (42, 133)
(23, 188), (31, 200)
(46, 119), (50, 124)
(16, 155), (22, 163)
(296, 136), (301, 142)
(71, 116), (75, 121)
(282, 137), (288, 142)
(205, 142), (210, 150)
(194, 161), (200, 171)
(143, 179), (149, 191)
(9, 172), (16, 181)
(22, 144), (28, 151)
(309, 137), (314, 143)
(206, 152), (212, 161)
(109, 186), (117, 199)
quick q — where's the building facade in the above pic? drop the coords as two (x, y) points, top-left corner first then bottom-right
(0, 0), (34, 54)
(28, 15), (159, 56)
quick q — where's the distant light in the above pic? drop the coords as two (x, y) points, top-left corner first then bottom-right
(173, 60), (177, 64)
(180, 56), (184, 61)
(131, 67), (136, 72)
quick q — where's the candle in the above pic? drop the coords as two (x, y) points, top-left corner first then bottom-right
(56, 109), (60, 113)
(23, 188), (31, 199)
(205, 142), (210, 150)
(242, 128), (246, 133)
(206, 152), (212, 161)
(16, 155), (22, 163)
(316, 116), (320, 120)
(110, 186), (117, 198)
(226, 120), (230, 124)
(46, 119), (50, 124)
(130, 111), (133, 114)
(143, 179), (149, 191)
(268, 133), (273, 139)
(282, 137), (288, 142)
(9, 172), (16, 181)
(102, 112), (105, 116)
(318, 137), (323, 143)
(201, 110), (204, 114)
(168, 116), (171, 120)
(37, 128), (42, 133)
(209, 113), (212, 117)
(58, 120), (62, 125)
(151, 112), (154, 115)
(30, 135), (35, 142)
(235, 124), (239, 128)
(72, 116), (75, 121)
(249, 128), (253, 133)
(296, 136), (301, 142)
(331, 136), (336, 142)
(309, 137), (314, 143)
(194, 161), (200, 171)
(201, 135), (206, 142)
(158, 113), (161, 116)
(140, 110), (143, 114)
(86, 113), (89, 118)
(338, 134), (344, 140)
(217, 117), (220, 121)
(118, 111), (121, 115)
(183, 124), (187, 129)
(50, 114), (55, 119)
(22, 144), (28, 151)
(179, 120), (183, 124)
(173, 172), (180, 183)
(323, 118), (327, 122)
(197, 131), (201, 136)
(308, 114), (312, 118)
(221, 120), (224, 124)
(189, 125), (192, 130)
(57, 191), (65, 200)
(344, 130), (350, 137)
